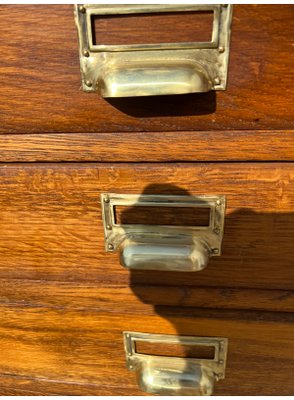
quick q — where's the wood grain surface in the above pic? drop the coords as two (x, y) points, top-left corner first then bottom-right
(115, 204), (211, 226)
(0, 279), (293, 315)
(0, 130), (293, 162)
(0, 5), (293, 134)
(0, 302), (293, 395)
(92, 10), (214, 45)
(0, 377), (139, 396)
(1, 4), (293, 396)
(0, 163), (293, 291)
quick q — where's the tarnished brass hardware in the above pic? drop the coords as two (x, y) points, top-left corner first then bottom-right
(101, 193), (226, 272)
(123, 332), (228, 396)
(74, 5), (233, 97)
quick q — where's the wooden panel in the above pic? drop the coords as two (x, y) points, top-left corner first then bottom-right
(115, 204), (211, 226)
(1, 278), (293, 315)
(0, 375), (139, 396)
(0, 163), (293, 291)
(135, 341), (216, 359)
(0, 301), (293, 395)
(92, 11), (214, 45)
(0, 131), (293, 162)
(0, 5), (293, 134)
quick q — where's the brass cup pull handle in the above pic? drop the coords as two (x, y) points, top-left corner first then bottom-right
(123, 332), (228, 396)
(120, 238), (210, 272)
(74, 5), (233, 97)
(101, 193), (226, 272)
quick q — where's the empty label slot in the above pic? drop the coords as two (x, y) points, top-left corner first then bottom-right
(114, 205), (211, 227)
(91, 11), (214, 46)
(135, 341), (216, 360)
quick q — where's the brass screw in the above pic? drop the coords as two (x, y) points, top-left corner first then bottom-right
(108, 243), (114, 251)
(85, 80), (93, 87)
(216, 200), (222, 206)
(218, 46), (225, 53)
(219, 360), (224, 365)
(104, 196), (110, 203)
(106, 224), (112, 230)
(83, 49), (90, 57)
(212, 248), (219, 255)
(214, 77), (221, 85)
(79, 5), (86, 13)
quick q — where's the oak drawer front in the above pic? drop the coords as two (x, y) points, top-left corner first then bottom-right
(0, 5), (293, 135)
(0, 298), (293, 395)
(0, 163), (293, 292)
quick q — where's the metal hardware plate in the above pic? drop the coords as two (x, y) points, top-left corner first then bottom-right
(74, 5), (233, 97)
(101, 193), (226, 272)
(101, 193), (225, 252)
(123, 331), (228, 396)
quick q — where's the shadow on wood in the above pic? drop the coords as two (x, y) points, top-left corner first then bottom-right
(106, 92), (217, 117)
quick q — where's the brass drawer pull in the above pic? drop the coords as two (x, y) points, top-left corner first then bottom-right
(74, 4), (233, 97)
(101, 193), (226, 272)
(123, 331), (228, 396)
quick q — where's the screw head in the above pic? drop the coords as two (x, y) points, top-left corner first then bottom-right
(108, 243), (114, 251)
(214, 77), (221, 85)
(106, 224), (112, 230)
(216, 200), (222, 206)
(83, 49), (90, 57)
(218, 46), (225, 53)
(219, 360), (224, 365)
(212, 248), (219, 255)
(85, 80), (93, 87)
(79, 5), (86, 13)
(104, 196), (110, 203)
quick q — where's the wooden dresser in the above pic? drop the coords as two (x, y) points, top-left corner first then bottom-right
(0, 4), (293, 395)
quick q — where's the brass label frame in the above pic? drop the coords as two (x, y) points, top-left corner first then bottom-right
(74, 4), (233, 97)
(101, 193), (226, 254)
(100, 193), (225, 272)
(123, 331), (228, 396)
